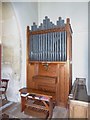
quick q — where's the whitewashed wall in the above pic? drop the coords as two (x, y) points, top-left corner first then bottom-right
(2, 2), (21, 102)
(2, 2), (38, 102)
(38, 2), (88, 93)
(12, 2), (38, 88)
(10, 2), (38, 101)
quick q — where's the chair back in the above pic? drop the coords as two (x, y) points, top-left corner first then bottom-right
(1, 79), (9, 92)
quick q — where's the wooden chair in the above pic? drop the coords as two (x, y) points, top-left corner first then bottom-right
(0, 79), (9, 100)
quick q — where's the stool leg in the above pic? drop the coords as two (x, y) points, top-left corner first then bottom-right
(4, 94), (7, 100)
(48, 98), (53, 119)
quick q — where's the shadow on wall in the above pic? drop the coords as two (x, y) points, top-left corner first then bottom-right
(2, 2), (21, 102)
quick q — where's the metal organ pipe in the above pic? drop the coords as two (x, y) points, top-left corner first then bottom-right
(29, 16), (67, 61)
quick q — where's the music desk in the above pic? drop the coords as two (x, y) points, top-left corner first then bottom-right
(19, 88), (55, 119)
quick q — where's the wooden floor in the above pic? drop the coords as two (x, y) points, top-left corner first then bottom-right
(0, 99), (68, 119)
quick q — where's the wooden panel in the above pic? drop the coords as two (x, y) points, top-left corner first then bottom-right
(30, 27), (66, 35)
(32, 75), (57, 84)
(73, 105), (87, 118)
(38, 64), (58, 77)
(38, 84), (56, 93)
(69, 101), (88, 118)
(59, 64), (65, 106)
(88, 104), (90, 118)
(32, 75), (57, 93)
(27, 64), (37, 88)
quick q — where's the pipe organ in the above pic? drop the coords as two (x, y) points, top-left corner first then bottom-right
(30, 17), (67, 62)
(26, 16), (72, 107)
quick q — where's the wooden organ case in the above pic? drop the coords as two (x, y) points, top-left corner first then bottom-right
(26, 16), (72, 107)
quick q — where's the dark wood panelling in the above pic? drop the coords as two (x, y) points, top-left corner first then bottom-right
(38, 64), (58, 77)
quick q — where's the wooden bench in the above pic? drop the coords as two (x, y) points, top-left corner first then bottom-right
(19, 88), (56, 119)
